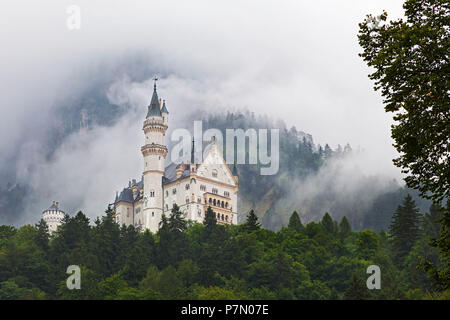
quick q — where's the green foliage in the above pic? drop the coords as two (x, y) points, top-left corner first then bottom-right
(358, 0), (449, 202)
(243, 209), (260, 232)
(389, 194), (422, 265)
(338, 216), (351, 239)
(421, 201), (450, 292)
(344, 274), (369, 300)
(0, 202), (444, 299)
(288, 211), (304, 233)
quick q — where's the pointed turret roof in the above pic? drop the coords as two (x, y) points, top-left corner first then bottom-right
(191, 138), (195, 164)
(232, 163), (238, 176)
(161, 99), (169, 114)
(146, 81), (162, 118)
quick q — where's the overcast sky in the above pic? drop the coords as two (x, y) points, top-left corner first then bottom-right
(0, 1), (407, 222)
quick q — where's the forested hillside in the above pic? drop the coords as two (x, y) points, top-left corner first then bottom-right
(0, 196), (446, 300)
(194, 110), (431, 231)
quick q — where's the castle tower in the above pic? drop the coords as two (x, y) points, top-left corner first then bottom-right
(141, 79), (168, 232)
(42, 201), (65, 233)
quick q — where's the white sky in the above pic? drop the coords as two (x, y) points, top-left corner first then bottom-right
(0, 1), (407, 222)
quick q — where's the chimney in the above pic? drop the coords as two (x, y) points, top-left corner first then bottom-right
(176, 165), (184, 179)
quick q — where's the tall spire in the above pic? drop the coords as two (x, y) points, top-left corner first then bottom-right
(191, 137), (195, 164)
(146, 76), (162, 118)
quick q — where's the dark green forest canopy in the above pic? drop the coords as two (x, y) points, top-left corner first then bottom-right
(0, 200), (447, 300)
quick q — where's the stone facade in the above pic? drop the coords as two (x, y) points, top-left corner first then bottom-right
(114, 83), (238, 233)
(42, 201), (65, 233)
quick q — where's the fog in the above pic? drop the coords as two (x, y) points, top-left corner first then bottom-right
(0, 0), (406, 224)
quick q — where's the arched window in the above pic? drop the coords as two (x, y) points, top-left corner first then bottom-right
(185, 184), (190, 190)
(212, 169), (218, 178)
(221, 214), (224, 221)
(225, 202), (228, 208)
(221, 201), (224, 208)
(209, 198), (212, 205)
(213, 199), (216, 206)
(225, 215), (228, 222)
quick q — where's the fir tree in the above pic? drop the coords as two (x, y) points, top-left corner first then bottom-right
(321, 212), (335, 234)
(421, 201), (450, 292)
(389, 194), (422, 265)
(168, 204), (187, 233)
(35, 219), (50, 253)
(343, 274), (369, 300)
(243, 210), (260, 232)
(288, 211), (304, 233)
(338, 216), (352, 240)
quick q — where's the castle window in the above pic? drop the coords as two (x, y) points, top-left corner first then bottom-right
(225, 215), (228, 222)
(150, 190), (155, 197)
(213, 199), (217, 206)
(212, 188), (218, 195)
(185, 184), (190, 190)
(221, 214), (224, 221)
(221, 201), (224, 208)
(212, 169), (218, 178)
(209, 198), (212, 205)
(152, 212), (154, 217)
(166, 190), (168, 197)
(172, 188), (177, 195)
(225, 202), (228, 208)
(191, 178), (196, 184)
(224, 191), (230, 197)
(197, 198), (201, 204)
(200, 185), (206, 191)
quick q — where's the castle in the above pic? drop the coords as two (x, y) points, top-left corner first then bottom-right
(113, 81), (239, 233)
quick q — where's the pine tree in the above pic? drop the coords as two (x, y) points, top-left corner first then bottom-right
(168, 204), (187, 233)
(321, 212), (335, 234)
(343, 274), (369, 300)
(389, 194), (422, 265)
(203, 206), (217, 228)
(243, 210), (260, 232)
(338, 216), (352, 240)
(287, 211), (304, 233)
(35, 219), (49, 253)
(421, 201), (450, 292)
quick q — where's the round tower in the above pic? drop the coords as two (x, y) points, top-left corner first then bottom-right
(141, 79), (168, 232)
(42, 201), (65, 233)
